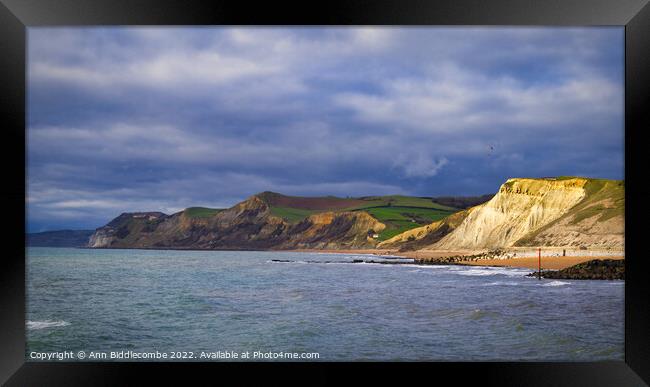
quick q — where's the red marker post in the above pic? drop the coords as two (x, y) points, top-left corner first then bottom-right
(538, 248), (541, 280)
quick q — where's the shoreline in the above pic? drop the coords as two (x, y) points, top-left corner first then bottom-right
(458, 256), (624, 270)
(45, 246), (625, 271)
(288, 248), (624, 270)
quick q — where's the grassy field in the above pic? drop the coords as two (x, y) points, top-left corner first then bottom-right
(363, 206), (456, 240)
(184, 207), (223, 218)
(264, 193), (459, 222)
(346, 195), (456, 211)
(268, 203), (457, 238)
(262, 193), (461, 236)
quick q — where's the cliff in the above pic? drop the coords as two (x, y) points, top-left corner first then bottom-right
(513, 179), (624, 249)
(87, 177), (623, 251)
(383, 177), (624, 251)
(433, 177), (589, 249)
(88, 194), (387, 250)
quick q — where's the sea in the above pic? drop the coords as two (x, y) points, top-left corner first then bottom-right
(26, 247), (624, 361)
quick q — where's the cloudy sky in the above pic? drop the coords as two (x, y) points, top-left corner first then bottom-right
(27, 27), (624, 232)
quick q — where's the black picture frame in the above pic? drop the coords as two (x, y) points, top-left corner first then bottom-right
(1, 0), (648, 385)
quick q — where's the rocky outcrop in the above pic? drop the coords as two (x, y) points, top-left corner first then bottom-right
(88, 212), (168, 248)
(87, 231), (114, 248)
(527, 259), (624, 280)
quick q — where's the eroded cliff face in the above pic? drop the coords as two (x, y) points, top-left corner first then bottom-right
(433, 178), (589, 249)
(87, 212), (168, 248)
(87, 231), (114, 248)
(513, 179), (624, 249)
(291, 211), (386, 249)
(381, 177), (623, 251)
(88, 195), (386, 250)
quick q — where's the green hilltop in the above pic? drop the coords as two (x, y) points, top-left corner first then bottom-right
(259, 193), (462, 241)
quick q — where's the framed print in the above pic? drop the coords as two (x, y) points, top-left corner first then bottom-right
(1, 0), (649, 385)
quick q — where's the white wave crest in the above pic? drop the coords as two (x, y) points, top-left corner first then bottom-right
(484, 281), (520, 286)
(411, 265), (449, 269)
(27, 320), (70, 330)
(543, 281), (570, 287)
(454, 267), (528, 277)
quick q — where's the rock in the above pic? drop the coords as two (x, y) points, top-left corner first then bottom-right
(527, 259), (624, 280)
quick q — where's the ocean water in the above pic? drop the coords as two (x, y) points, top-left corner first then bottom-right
(26, 247), (624, 361)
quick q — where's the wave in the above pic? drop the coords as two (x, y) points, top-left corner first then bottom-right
(410, 265), (449, 269)
(543, 281), (570, 287)
(484, 281), (520, 286)
(454, 267), (528, 277)
(27, 320), (70, 330)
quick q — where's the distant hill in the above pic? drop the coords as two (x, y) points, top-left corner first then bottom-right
(87, 193), (465, 249)
(27, 230), (95, 247)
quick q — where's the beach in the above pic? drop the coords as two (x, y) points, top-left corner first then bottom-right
(291, 248), (625, 270)
(459, 255), (624, 270)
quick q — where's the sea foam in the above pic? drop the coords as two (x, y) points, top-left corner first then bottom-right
(543, 281), (570, 287)
(27, 320), (70, 330)
(454, 267), (528, 277)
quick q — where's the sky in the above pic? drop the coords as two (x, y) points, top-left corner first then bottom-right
(27, 27), (624, 232)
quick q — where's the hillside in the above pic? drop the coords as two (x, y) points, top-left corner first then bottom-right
(87, 192), (481, 250)
(244, 192), (457, 241)
(383, 177), (624, 251)
(27, 229), (95, 247)
(87, 178), (621, 252)
(377, 209), (472, 251)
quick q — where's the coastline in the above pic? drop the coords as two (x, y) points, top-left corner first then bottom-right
(54, 245), (625, 271)
(287, 248), (624, 270)
(458, 255), (624, 270)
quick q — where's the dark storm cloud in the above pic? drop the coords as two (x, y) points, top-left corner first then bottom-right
(26, 27), (624, 231)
